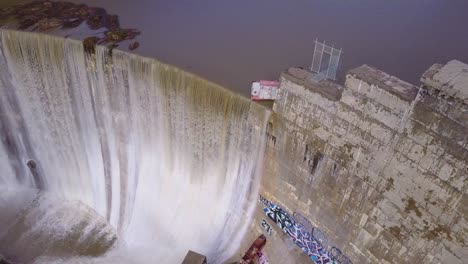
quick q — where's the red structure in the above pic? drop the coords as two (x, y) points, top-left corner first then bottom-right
(251, 80), (279, 101)
(239, 234), (267, 264)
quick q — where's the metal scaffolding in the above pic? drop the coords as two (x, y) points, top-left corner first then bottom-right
(310, 39), (343, 81)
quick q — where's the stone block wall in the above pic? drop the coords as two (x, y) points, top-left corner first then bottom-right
(246, 60), (467, 264)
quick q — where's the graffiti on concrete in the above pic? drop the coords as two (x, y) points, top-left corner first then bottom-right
(293, 212), (314, 233)
(259, 194), (272, 208)
(258, 251), (270, 264)
(263, 204), (294, 232)
(288, 223), (335, 264)
(260, 195), (293, 233)
(258, 195), (352, 264)
(331, 247), (353, 264)
(293, 213), (333, 253)
(312, 227), (330, 249)
(261, 219), (273, 236)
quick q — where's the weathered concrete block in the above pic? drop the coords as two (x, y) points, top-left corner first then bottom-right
(349, 65), (419, 102)
(244, 61), (468, 264)
(340, 88), (403, 131)
(345, 71), (416, 113)
(282, 68), (343, 101)
(421, 60), (468, 104)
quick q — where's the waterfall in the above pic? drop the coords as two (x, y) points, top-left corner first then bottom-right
(0, 29), (269, 263)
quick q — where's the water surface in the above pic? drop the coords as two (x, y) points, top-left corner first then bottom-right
(69, 0), (468, 95)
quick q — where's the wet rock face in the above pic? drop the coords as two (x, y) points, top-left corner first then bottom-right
(0, 0), (141, 51)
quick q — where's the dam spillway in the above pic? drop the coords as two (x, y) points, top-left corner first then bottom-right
(0, 29), (269, 263)
(1, 18), (467, 264)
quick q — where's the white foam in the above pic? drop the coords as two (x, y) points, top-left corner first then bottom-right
(0, 29), (269, 263)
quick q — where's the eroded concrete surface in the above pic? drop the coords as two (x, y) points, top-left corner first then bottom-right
(240, 60), (467, 264)
(422, 60), (468, 104)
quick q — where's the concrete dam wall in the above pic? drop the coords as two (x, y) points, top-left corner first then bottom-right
(241, 61), (467, 263)
(0, 27), (466, 263)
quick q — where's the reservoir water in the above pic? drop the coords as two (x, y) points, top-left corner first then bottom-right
(70, 0), (468, 95)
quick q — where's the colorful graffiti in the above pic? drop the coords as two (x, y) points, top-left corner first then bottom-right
(258, 251), (270, 264)
(294, 212), (338, 257)
(312, 227), (330, 248)
(287, 223), (335, 264)
(263, 204), (294, 233)
(261, 219), (273, 236)
(293, 212), (314, 233)
(259, 195), (352, 264)
(259, 195), (272, 208)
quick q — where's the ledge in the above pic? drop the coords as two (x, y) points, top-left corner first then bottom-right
(348, 65), (419, 102)
(281, 67), (343, 101)
(421, 60), (468, 104)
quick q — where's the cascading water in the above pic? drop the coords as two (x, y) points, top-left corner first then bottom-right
(0, 29), (269, 263)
